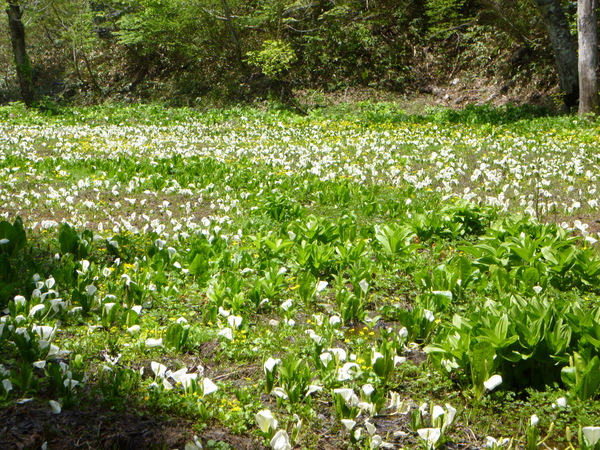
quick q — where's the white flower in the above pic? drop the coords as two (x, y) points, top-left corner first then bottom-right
(329, 347), (347, 362)
(281, 299), (293, 311)
(2, 379), (13, 392)
(372, 350), (384, 363)
(333, 388), (359, 407)
(362, 384), (375, 397)
(583, 427), (600, 446)
(272, 387), (289, 399)
(202, 377), (218, 396)
(365, 420), (376, 436)
(45, 277), (56, 289)
(424, 309), (435, 322)
(29, 304), (45, 317)
(49, 400), (61, 414)
(337, 362), (360, 381)
(359, 279), (369, 294)
(270, 429), (292, 450)
(530, 414), (539, 427)
(255, 409), (278, 433)
(444, 403), (457, 428)
(388, 391), (410, 414)
(341, 419), (356, 431)
(171, 369), (197, 387)
(85, 285), (97, 296)
(329, 315), (341, 326)
(484, 436), (511, 448)
(151, 362), (167, 378)
(307, 330), (323, 344)
(184, 436), (203, 450)
(312, 314), (324, 325)
(553, 396), (567, 408)
(264, 357), (281, 373)
(370, 434), (387, 449)
(320, 352), (332, 366)
(63, 379), (79, 390)
(306, 385), (322, 396)
(358, 401), (376, 415)
(483, 374), (502, 391)
(417, 428), (441, 448)
(394, 356), (407, 366)
(127, 325), (141, 334)
(533, 285), (543, 294)
(432, 405), (445, 421)
(227, 315), (242, 329)
(316, 280), (328, 292)
(47, 344), (61, 357)
(217, 327), (233, 340)
(398, 327), (409, 340)
(35, 326), (54, 340)
(145, 338), (163, 348)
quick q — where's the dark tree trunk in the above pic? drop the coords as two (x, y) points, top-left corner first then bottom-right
(578, 0), (599, 116)
(220, 0), (244, 70)
(6, 1), (34, 106)
(533, 0), (579, 110)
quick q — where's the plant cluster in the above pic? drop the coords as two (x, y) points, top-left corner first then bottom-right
(1, 104), (600, 448)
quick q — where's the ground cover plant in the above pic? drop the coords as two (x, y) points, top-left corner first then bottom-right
(2, 102), (600, 449)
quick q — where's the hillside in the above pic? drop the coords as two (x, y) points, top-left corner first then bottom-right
(0, 0), (567, 109)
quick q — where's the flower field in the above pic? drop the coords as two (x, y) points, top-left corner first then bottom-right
(2, 103), (600, 449)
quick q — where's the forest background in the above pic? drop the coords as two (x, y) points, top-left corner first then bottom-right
(0, 0), (591, 111)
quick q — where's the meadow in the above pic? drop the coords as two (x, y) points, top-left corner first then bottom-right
(1, 102), (600, 449)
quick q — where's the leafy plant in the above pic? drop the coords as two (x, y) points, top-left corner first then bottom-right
(246, 40), (297, 79)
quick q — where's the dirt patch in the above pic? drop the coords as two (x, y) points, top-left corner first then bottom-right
(543, 212), (600, 236)
(297, 81), (558, 115)
(0, 400), (263, 450)
(2, 189), (214, 234)
(0, 401), (191, 449)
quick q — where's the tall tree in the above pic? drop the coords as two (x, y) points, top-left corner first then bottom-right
(6, 0), (35, 105)
(533, 0), (579, 109)
(578, 0), (599, 116)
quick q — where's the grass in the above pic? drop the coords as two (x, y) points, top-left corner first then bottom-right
(1, 103), (600, 449)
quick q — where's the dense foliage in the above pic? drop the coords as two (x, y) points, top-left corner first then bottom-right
(2, 104), (600, 448)
(0, 0), (567, 105)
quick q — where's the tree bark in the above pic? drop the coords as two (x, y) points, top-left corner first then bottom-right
(6, 1), (35, 106)
(533, 0), (579, 110)
(220, 0), (244, 69)
(578, 0), (599, 116)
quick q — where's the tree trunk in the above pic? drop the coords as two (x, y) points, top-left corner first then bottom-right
(578, 0), (599, 116)
(220, 0), (244, 69)
(6, 1), (35, 106)
(533, 0), (579, 110)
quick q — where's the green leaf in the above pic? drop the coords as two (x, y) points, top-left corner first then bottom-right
(59, 223), (80, 256)
(165, 322), (189, 351)
(541, 246), (558, 265)
(0, 217), (27, 257)
(579, 354), (600, 400)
